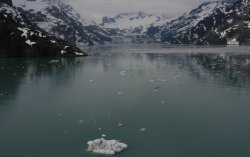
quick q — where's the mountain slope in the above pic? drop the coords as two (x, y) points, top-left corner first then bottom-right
(13, 0), (112, 46)
(100, 11), (171, 37)
(100, 0), (250, 45)
(160, 0), (250, 45)
(0, 0), (86, 57)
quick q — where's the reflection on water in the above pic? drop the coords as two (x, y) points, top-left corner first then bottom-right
(0, 45), (250, 157)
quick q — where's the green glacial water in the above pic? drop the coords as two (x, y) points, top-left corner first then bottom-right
(0, 45), (250, 157)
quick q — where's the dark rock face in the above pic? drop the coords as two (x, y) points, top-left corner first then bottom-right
(159, 0), (250, 45)
(0, 2), (87, 57)
(0, 0), (12, 6)
(101, 16), (116, 26)
(14, 0), (112, 46)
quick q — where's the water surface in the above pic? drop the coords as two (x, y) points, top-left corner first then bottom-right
(1, 45), (250, 157)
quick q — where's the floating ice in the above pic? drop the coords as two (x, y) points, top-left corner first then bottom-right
(58, 113), (63, 116)
(118, 123), (124, 127)
(153, 86), (161, 92)
(157, 78), (166, 82)
(119, 71), (126, 76)
(140, 128), (146, 132)
(116, 91), (123, 95)
(64, 129), (68, 133)
(78, 119), (85, 124)
(87, 138), (127, 155)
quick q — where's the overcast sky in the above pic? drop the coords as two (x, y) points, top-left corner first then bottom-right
(63, 0), (213, 21)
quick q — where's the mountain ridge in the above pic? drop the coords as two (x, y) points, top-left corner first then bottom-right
(0, 0), (86, 57)
(13, 0), (112, 46)
(99, 0), (250, 45)
(99, 11), (171, 36)
(2, 0), (250, 46)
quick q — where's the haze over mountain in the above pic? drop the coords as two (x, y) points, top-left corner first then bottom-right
(63, 0), (214, 22)
(2, 0), (250, 48)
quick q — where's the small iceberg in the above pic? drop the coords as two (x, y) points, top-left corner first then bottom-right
(140, 128), (146, 132)
(87, 138), (127, 155)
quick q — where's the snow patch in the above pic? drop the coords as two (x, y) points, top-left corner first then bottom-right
(75, 52), (84, 56)
(25, 40), (36, 46)
(61, 50), (66, 54)
(17, 27), (29, 38)
(227, 38), (239, 45)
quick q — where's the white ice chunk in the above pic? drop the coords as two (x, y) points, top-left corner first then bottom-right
(116, 91), (123, 95)
(78, 119), (85, 124)
(119, 70), (126, 76)
(140, 128), (146, 132)
(118, 123), (124, 127)
(87, 138), (127, 155)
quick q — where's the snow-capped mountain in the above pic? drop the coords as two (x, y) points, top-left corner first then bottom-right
(159, 0), (250, 45)
(100, 0), (250, 45)
(100, 11), (171, 36)
(0, 0), (85, 57)
(12, 0), (112, 46)
(3, 0), (250, 46)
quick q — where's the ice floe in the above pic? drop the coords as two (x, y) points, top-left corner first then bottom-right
(119, 70), (126, 76)
(116, 91), (123, 95)
(118, 123), (124, 127)
(140, 128), (146, 132)
(78, 119), (85, 124)
(153, 86), (161, 92)
(87, 138), (127, 155)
